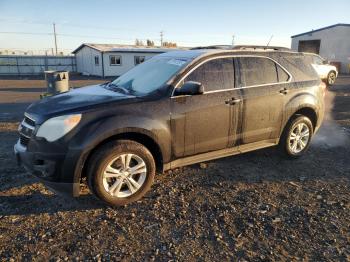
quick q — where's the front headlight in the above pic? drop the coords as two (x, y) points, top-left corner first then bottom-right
(36, 114), (82, 142)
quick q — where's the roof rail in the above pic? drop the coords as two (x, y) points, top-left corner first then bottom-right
(190, 45), (232, 50)
(232, 45), (291, 51)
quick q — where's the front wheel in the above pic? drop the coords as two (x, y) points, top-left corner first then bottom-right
(327, 71), (336, 85)
(279, 115), (313, 158)
(88, 140), (156, 206)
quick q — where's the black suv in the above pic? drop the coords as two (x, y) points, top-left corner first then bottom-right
(14, 47), (325, 206)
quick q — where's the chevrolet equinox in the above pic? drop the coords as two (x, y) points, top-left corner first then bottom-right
(14, 47), (325, 206)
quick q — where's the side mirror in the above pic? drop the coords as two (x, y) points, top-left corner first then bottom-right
(175, 81), (204, 96)
(323, 60), (329, 65)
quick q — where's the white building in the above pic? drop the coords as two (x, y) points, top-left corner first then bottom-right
(291, 23), (350, 74)
(72, 43), (181, 77)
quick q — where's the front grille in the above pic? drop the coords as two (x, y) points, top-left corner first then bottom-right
(24, 116), (35, 127)
(19, 134), (30, 146)
(18, 114), (36, 148)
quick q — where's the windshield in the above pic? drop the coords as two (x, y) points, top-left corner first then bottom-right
(107, 56), (191, 95)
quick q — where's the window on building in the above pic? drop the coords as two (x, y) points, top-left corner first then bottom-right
(134, 56), (146, 65)
(110, 55), (122, 66)
(184, 58), (235, 92)
(237, 57), (287, 87)
(94, 56), (99, 66)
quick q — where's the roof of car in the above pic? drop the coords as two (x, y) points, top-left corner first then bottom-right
(158, 48), (301, 60)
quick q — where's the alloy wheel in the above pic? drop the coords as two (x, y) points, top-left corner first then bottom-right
(288, 123), (310, 154)
(328, 72), (336, 85)
(102, 154), (147, 198)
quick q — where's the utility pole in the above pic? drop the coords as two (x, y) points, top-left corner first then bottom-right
(160, 31), (164, 46)
(231, 34), (235, 47)
(53, 23), (58, 55)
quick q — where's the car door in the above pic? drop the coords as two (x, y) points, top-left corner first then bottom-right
(170, 57), (242, 158)
(236, 56), (290, 145)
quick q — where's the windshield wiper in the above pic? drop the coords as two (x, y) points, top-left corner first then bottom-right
(100, 81), (111, 86)
(107, 83), (129, 94)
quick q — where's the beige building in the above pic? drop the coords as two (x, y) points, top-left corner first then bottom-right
(291, 23), (350, 73)
(72, 43), (181, 77)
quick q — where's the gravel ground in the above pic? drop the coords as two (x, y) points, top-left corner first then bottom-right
(0, 76), (349, 261)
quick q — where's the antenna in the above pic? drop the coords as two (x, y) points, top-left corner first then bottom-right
(231, 34), (235, 47)
(266, 35), (273, 47)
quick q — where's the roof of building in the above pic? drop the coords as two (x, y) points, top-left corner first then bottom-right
(72, 43), (185, 54)
(291, 23), (350, 38)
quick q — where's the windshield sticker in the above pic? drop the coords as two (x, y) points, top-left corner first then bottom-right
(167, 59), (187, 66)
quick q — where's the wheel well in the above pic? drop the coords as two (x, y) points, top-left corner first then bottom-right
(81, 132), (164, 180)
(292, 107), (317, 129)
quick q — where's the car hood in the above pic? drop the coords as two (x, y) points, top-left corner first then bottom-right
(26, 84), (137, 122)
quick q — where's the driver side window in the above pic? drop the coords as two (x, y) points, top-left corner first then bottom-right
(184, 58), (235, 92)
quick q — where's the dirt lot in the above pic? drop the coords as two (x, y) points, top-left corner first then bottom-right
(0, 76), (349, 261)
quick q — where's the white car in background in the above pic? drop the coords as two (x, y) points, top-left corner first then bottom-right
(304, 53), (338, 85)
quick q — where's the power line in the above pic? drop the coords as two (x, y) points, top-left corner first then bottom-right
(0, 31), (218, 46)
(0, 31), (52, 35)
(0, 31), (160, 41)
(0, 19), (147, 33)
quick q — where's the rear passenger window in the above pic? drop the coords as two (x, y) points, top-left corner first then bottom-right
(237, 57), (290, 87)
(184, 58), (235, 92)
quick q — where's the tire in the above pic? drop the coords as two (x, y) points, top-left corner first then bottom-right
(327, 71), (336, 86)
(88, 140), (156, 206)
(279, 115), (313, 158)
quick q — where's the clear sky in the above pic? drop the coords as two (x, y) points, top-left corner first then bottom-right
(0, 0), (349, 54)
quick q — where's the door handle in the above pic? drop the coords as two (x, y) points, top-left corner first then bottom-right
(225, 97), (241, 105)
(279, 88), (289, 95)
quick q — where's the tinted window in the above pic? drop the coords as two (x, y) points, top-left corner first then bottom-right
(184, 58), (235, 92)
(238, 57), (278, 87)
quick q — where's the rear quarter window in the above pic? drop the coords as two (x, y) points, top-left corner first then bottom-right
(276, 54), (319, 81)
(237, 57), (289, 87)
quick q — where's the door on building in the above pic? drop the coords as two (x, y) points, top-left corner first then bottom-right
(298, 40), (321, 54)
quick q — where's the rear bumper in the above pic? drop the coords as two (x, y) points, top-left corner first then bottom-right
(14, 141), (80, 197)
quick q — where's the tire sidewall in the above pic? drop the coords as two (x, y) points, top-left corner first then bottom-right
(282, 116), (314, 158)
(89, 140), (156, 206)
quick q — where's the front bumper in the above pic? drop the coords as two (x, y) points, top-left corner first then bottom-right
(14, 140), (80, 197)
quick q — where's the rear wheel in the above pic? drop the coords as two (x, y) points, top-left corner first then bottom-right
(327, 71), (336, 85)
(88, 140), (155, 206)
(279, 115), (313, 158)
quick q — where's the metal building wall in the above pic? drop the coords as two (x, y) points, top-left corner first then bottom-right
(0, 55), (76, 75)
(291, 25), (350, 74)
